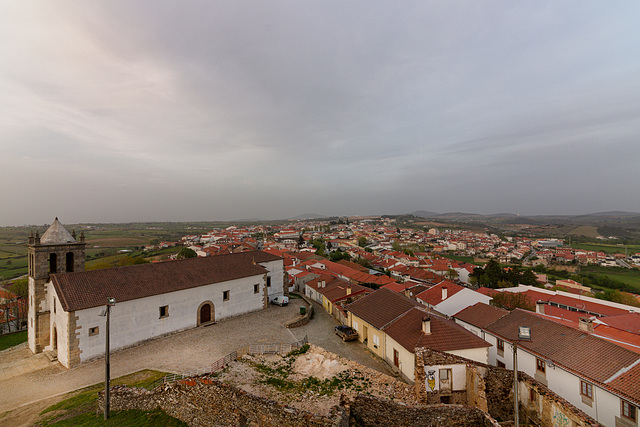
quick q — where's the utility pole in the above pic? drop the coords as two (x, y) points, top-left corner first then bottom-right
(102, 297), (116, 420)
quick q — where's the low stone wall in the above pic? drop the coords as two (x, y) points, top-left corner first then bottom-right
(97, 378), (346, 427)
(350, 394), (500, 427)
(286, 294), (314, 328)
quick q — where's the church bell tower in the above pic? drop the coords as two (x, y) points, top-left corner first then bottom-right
(27, 218), (86, 353)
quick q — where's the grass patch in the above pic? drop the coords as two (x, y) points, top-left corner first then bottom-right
(0, 330), (27, 351)
(571, 243), (640, 255)
(42, 408), (187, 426)
(38, 370), (171, 426)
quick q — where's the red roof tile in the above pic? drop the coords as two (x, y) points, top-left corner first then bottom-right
(454, 302), (509, 328)
(52, 251), (280, 312)
(346, 288), (420, 329)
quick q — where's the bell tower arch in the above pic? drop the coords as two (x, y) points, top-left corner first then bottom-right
(28, 218), (86, 353)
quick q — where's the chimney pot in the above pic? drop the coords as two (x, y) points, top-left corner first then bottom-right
(422, 316), (431, 334)
(442, 286), (448, 300)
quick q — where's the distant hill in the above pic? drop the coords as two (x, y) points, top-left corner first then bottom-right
(288, 213), (327, 220)
(411, 210), (439, 218)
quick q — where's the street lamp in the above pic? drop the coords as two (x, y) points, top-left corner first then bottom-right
(100, 297), (116, 420)
(513, 326), (531, 427)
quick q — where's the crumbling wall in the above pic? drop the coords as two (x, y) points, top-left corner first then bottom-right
(350, 394), (499, 427)
(483, 366), (514, 423)
(97, 378), (347, 427)
(518, 373), (601, 427)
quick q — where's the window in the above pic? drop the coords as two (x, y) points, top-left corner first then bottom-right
(622, 400), (637, 421)
(529, 388), (536, 403)
(223, 290), (230, 301)
(266, 276), (271, 287)
(254, 284), (259, 294)
(352, 321), (358, 332)
(536, 358), (546, 374)
(497, 361), (506, 368)
(393, 349), (399, 367)
(580, 381), (593, 399)
(159, 305), (169, 318)
(497, 339), (504, 351)
(373, 334), (380, 348)
(53, 297), (56, 314)
(89, 326), (99, 336)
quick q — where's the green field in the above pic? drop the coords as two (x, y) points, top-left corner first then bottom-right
(580, 265), (640, 293)
(571, 242), (640, 255)
(30, 370), (182, 426)
(0, 331), (27, 351)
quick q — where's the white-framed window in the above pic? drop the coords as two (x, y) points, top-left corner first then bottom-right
(622, 400), (637, 422)
(373, 334), (380, 347)
(580, 381), (593, 399)
(352, 321), (358, 332)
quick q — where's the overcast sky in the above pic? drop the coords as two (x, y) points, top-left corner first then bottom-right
(2, 1), (640, 226)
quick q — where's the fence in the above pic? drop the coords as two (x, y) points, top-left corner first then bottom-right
(149, 335), (308, 390)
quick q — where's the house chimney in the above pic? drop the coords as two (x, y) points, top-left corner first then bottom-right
(578, 317), (594, 333)
(442, 287), (448, 300)
(346, 285), (352, 295)
(422, 317), (431, 334)
(536, 301), (545, 315)
(320, 280), (325, 288)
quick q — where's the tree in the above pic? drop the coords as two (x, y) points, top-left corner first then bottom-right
(490, 292), (535, 311)
(358, 237), (368, 247)
(446, 268), (458, 280)
(177, 247), (197, 259)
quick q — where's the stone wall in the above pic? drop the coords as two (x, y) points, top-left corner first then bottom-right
(286, 294), (314, 328)
(350, 394), (500, 427)
(483, 366), (514, 423)
(518, 373), (601, 427)
(97, 377), (347, 427)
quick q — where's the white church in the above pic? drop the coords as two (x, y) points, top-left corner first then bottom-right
(27, 218), (285, 368)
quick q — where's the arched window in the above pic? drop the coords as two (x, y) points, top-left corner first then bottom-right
(49, 253), (57, 274)
(66, 252), (74, 272)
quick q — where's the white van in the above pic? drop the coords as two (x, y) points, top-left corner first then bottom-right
(270, 296), (289, 306)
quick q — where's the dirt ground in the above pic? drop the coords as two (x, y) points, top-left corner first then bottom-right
(217, 344), (416, 417)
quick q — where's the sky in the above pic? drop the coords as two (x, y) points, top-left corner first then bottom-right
(2, 1), (640, 226)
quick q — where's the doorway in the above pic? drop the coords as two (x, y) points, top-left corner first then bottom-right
(197, 301), (215, 325)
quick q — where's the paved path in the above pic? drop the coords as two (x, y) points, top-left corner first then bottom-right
(0, 297), (395, 414)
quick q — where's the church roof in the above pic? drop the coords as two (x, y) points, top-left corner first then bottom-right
(51, 250), (281, 311)
(41, 218), (76, 244)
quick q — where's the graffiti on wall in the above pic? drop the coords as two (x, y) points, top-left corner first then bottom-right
(427, 370), (436, 391)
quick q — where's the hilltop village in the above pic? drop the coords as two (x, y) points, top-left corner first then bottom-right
(127, 217), (640, 426)
(3, 217), (640, 426)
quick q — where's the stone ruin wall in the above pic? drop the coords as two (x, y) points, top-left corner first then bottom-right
(97, 377), (502, 427)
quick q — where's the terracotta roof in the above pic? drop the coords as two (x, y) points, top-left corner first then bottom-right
(346, 288), (420, 329)
(52, 251), (280, 312)
(599, 313), (640, 334)
(454, 302), (509, 328)
(485, 309), (640, 387)
(384, 307), (491, 353)
(415, 281), (464, 306)
(607, 362), (640, 405)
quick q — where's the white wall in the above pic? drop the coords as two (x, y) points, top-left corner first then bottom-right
(259, 259), (285, 299)
(446, 346), (489, 365)
(422, 364), (467, 392)
(486, 330), (632, 427)
(73, 273), (265, 364)
(434, 288), (492, 316)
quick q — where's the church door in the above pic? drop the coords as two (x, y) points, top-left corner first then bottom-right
(200, 304), (211, 324)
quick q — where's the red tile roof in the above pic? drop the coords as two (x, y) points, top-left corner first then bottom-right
(346, 288), (420, 330)
(485, 309), (640, 400)
(384, 307), (490, 353)
(454, 302), (509, 328)
(415, 281), (464, 306)
(52, 251), (281, 312)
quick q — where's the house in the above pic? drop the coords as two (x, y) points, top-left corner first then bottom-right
(346, 288), (421, 360)
(345, 288), (490, 382)
(382, 307), (491, 382)
(27, 219), (285, 368)
(459, 307), (640, 427)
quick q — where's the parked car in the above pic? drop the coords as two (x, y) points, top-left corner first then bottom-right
(270, 296), (289, 306)
(334, 325), (358, 341)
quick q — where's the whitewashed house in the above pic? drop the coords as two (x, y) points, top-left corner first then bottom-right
(28, 219), (285, 368)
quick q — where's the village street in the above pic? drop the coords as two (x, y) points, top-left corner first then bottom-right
(0, 297), (394, 415)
